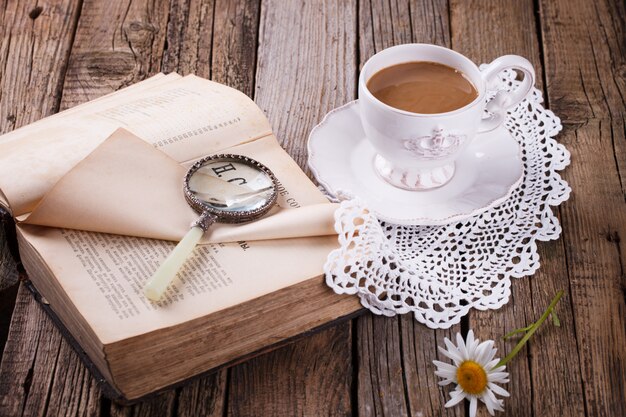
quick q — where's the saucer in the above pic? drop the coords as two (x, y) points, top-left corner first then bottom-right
(307, 100), (523, 225)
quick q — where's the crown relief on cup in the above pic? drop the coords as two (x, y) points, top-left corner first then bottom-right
(403, 128), (467, 160)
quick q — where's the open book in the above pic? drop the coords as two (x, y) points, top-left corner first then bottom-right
(0, 74), (361, 402)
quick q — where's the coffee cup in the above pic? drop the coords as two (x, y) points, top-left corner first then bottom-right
(358, 43), (535, 190)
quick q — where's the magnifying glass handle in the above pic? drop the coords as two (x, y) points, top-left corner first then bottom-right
(143, 213), (216, 301)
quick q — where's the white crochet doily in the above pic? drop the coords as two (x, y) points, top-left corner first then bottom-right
(323, 69), (570, 329)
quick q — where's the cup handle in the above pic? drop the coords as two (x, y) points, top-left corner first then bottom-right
(478, 55), (535, 133)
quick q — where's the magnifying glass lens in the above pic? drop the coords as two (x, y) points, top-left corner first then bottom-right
(188, 161), (275, 212)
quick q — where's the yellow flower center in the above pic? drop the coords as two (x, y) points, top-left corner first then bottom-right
(456, 361), (488, 395)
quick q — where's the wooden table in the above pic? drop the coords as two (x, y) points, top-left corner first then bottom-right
(0, 0), (624, 416)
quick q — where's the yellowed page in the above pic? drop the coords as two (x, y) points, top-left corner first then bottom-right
(23, 129), (336, 241)
(18, 225), (337, 344)
(0, 74), (271, 216)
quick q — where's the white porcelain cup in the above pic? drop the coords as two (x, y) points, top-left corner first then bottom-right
(358, 44), (535, 190)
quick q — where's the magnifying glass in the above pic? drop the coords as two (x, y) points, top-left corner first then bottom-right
(144, 154), (278, 301)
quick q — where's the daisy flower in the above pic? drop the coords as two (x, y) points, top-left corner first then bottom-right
(433, 330), (510, 417)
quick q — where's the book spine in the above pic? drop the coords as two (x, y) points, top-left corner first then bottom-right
(1, 208), (21, 288)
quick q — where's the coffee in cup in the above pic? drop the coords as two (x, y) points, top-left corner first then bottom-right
(366, 61), (479, 114)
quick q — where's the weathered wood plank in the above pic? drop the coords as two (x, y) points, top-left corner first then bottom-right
(42, 339), (102, 417)
(540, 0), (626, 415)
(0, 283), (66, 416)
(59, 0), (170, 111)
(0, 0), (80, 132)
(0, 283), (18, 360)
(110, 392), (176, 417)
(359, 0), (450, 60)
(252, 0), (358, 172)
(160, 0), (214, 79)
(228, 325), (353, 416)
(400, 321), (467, 417)
(225, 1), (357, 415)
(175, 373), (226, 417)
(0, 1), (82, 414)
(211, 0), (259, 96)
(450, 1), (587, 416)
(357, 2), (461, 416)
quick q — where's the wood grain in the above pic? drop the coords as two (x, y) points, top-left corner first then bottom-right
(539, 0), (626, 416)
(449, 1), (588, 416)
(0, 283), (88, 416)
(357, 2), (461, 416)
(252, 0), (357, 172)
(0, 0), (80, 132)
(224, 1), (357, 416)
(176, 373), (226, 417)
(211, 0), (260, 96)
(59, 0), (170, 111)
(160, 0), (214, 79)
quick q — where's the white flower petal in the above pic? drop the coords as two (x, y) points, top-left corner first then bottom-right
(482, 393), (496, 416)
(439, 346), (463, 364)
(486, 347), (498, 363)
(476, 341), (495, 365)
(466, 330), (475, 347)
(486, 358), (501, 371)
(469, 397), (478, 417)
(433, 360), (457, 373)
(457, 333), (470, 360)
(484, 387), (505, 412)
(487, 372), (510, 383)
(445, 391), (466, 408)
(490, 364), (506, 373)
(456, 332), (466, 349)
(473, 343), (486, 364)
(474, 343), (491, 366)
(494, 399), (505, 411)
(469, 339), (481, 358)
(435, 372), (454, 381)
(442, 338), (456, 351)
(435, 371), (456, 380)
(434, 368), (456, 378)
(438, 378), (455, 386)
(488, 382), (510, 397)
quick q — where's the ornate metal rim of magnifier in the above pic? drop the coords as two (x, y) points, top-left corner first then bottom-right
(185, 154), (279, 231)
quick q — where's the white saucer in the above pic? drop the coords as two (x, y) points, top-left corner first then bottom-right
(307, 101), (523, 225)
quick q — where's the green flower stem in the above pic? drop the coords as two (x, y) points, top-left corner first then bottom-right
(494, 290), (564, 369)
(502, 324), (534, 340)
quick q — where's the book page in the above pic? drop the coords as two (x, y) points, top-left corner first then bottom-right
(18, 220), (337, 345)
(0, 74), (272, 216)
(22, 129), (336, 241)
